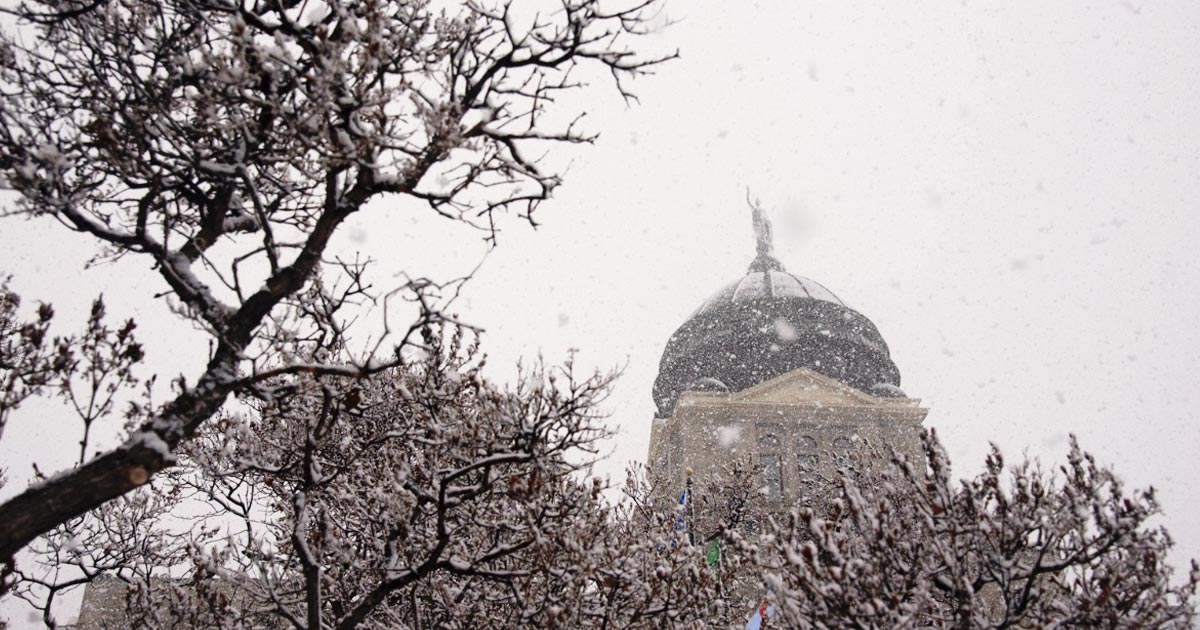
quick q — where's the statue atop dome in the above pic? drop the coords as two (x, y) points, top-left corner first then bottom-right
(748, 192), (785, 273)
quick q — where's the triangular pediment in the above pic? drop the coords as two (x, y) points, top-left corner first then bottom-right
(689, 368), (918, 408)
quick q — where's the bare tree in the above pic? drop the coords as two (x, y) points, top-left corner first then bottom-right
(18, 344), (1192, 630)
(17, 326), (739, 629)
(0, 278), (75, 448)
(757, 430), (1200, 629)
(0, 0), (674, 570)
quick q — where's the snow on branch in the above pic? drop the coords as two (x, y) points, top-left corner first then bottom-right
(0, 0), (674, 571)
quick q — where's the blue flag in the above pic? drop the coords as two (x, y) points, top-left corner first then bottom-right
(673, 488), (689, 532)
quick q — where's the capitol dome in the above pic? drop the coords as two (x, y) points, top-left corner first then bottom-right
(652, 207), (903, 418)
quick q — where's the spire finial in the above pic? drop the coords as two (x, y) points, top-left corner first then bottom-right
(747, 190), (785, 272)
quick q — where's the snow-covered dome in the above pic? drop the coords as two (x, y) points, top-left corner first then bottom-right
(652, 207), (902, 418)
(690, 269), (849, 316)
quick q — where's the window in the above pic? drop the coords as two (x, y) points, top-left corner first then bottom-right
(797, 453), (820, 486)
(759, 433), (781, 448)
(831, 435), (862, 472)
(761, 454), (783, 501)
(797, 435), (817, 450)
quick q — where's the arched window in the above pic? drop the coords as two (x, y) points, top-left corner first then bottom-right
(797, 435), (817, 450)
(833, 436), (853, 449)
(758, 433), (781, 448)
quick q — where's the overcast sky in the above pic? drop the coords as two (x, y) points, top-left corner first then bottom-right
(3, 0), (1200, 625)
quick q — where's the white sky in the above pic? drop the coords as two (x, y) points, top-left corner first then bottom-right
(3, 0), (1200, 625)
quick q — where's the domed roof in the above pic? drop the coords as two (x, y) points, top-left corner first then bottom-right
(691, 270), (849, 316)
(652, 205), (902, 418)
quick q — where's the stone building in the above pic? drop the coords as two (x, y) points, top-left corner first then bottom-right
(73, 574), (128, 630)
(647, 206), (927, 520)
